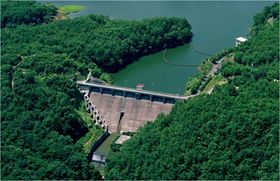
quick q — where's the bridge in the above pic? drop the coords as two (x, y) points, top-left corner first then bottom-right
(77, 80), (188, 104)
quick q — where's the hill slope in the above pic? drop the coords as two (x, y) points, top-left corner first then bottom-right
(1, 1), (193, 179)
(105, 3), (279, 180)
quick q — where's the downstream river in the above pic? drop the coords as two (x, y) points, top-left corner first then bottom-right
(46, 1), (273, 94)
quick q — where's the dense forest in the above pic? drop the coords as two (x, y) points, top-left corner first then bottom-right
(2, 13), (192, 72)
(1, 0), (57, 28)
(105, 3), (279, 180)
(1, 1), (193, 180)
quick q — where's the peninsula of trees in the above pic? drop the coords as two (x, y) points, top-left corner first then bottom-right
(1, 1), (193, 180)
(2, 11), (192, 72)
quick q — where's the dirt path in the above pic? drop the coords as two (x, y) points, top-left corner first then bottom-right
(11, 55), (29, 91)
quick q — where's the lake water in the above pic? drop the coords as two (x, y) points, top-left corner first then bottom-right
(45, 1), (274, 94)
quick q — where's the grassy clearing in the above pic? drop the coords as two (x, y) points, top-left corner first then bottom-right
(202, 74), (226, 94)
(76, 103), (103, 153)
(95, 134), (119, 154)
(77, 103), (92, 127)
(83, 127), (103, 154)
(59, 5), (85, 15)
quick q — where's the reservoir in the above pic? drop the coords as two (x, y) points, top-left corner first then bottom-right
(47, 1), (274, 94)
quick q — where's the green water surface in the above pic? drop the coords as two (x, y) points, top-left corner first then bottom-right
(46, 1), (275, 94)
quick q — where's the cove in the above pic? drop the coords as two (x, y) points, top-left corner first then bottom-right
(45, 1), (274, 94)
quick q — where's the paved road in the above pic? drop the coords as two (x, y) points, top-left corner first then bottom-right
(207, 57), (224, 77)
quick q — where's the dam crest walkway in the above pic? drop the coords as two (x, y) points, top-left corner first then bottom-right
(77, 80), (190, 103)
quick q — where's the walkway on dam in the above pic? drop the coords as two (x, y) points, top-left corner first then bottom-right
(77, 81), (189, 101)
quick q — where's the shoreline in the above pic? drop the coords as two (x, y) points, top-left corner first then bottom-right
(54, 4), (85, 20)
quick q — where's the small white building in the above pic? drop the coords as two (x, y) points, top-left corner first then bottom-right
(236, 37), (248, 46)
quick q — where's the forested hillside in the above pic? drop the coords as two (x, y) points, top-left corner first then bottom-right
(1, 1), (193, 180)
(1, 0), (57, 28)
(105, 3), (279, 180)
(2, 14), (192, 72)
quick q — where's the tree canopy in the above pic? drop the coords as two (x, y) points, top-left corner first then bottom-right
(1, 1), (193, 179)
(105, 3), (279, 180)
(2, 14), (192, 72)
(1, 0), (57, 28)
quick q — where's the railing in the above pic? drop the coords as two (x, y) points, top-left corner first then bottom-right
(77, 81), (188, 100)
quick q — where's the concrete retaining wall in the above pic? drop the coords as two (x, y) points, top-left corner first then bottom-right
(89, 92), (173, 133)
(88, 130), (110, 160)
(78, 86), (173, 134)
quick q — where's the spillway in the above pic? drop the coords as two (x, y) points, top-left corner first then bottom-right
(89, 91), (173, 133)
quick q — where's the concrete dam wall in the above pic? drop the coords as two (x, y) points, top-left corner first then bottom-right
(89, 91), (173, 133)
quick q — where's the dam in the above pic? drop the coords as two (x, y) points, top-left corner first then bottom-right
(77, 79), (188, 133)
